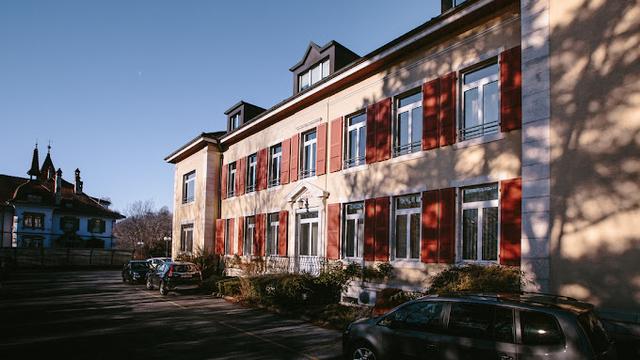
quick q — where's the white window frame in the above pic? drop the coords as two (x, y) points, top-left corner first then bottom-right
(266, 213), (280, 256)
(182, 171), (196, 204)
(227, 163), (236, 197)
(246, 153), (257, 193)
(180, 224), (194, 253)
(342, 202), (364, 260)
(296, 209), (320, 257)
(344, 112), (366, 168)
(459, 184), (500, 262)
(460, 61), (500, 140)
(394, 91), (423, 157)
(298, 59), (330, 92)
(392, 194), (422, 261)
(268, 144), (282, 187)
(301, 130), (317, 178)
(244, 216), (255, 256)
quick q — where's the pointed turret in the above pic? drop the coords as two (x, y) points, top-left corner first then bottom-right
(27, 143), (41, 179)
(40, 144), (56, 181)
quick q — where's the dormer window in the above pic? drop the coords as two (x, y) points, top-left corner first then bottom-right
(298, 59), (330, 92)
(441, 0), (468, 13)
(230, 113), (241, 131)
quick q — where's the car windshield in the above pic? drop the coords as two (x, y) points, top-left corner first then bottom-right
(578, 312), (610, 354)
(173, 264), (197, 272)
(131, 263), (148, 270)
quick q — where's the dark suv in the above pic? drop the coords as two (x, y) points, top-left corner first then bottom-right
(343, 293), (616, 360)
(145, 261), (202, 296)
(121, 260), (151, 284)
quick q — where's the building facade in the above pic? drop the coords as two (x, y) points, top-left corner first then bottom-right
(166, 0), (640, 318)
(0, 145), (124, 248)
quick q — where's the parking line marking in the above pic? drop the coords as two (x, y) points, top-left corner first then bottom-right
(137, 288), (319, 360)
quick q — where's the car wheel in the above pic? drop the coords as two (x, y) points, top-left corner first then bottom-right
(159, 281), (168, 296)
(350, 343), (377, 360)
(146, 277), (154, 290)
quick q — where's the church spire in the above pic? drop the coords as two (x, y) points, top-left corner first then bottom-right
(27, 142), (41, 179)
(40, 143), (56, 181)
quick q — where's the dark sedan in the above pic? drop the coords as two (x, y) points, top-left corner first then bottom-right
(121, 260), (151, 284)
(145, 261), (202, 296)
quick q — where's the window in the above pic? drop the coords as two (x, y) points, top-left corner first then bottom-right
(224, 219), (231, 255)
(393, 194), (421, 260)
(578, 312), (611, 354)
(461, 183), (499, 261)
(268, 144), (282, 187)
(230, 113), (241, 131)
(23, 213), (44, 229)
(520, 311), (564, 346)
(180, 224), (193, 253)
(182, 171), (196, 203)
(60, 217), (79, 232)
(381, 301), (445, 332)
(394, 91), (422, 156)
(298, 59), (330, 92)
(227, 162), (236, 197)
(301, 130), (317, 178)
(297, 211), (319, 256)
(345, 112), (366, 168)
(342, 202), (364, 259)
(246, 153), (257, 193)
(266, 213), (279, 256)
(448, 303), (515, 343)
(88, 218), (106, 233)
(461, 62), (500, 140)
(244, 216), (255, 256)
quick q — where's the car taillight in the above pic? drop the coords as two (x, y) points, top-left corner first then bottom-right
(168, 265), (174, 277)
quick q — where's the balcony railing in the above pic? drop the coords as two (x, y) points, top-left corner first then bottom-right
(268, 177), (280, 188)
(245, 184), (256, 193)
(344, 155), (365, 168)
(393, 141), (421, 157)
(459, 121), (499, 141)
(300, 169), (316, 179)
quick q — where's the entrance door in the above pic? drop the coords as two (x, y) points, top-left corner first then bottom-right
(296, 210), (319, 273)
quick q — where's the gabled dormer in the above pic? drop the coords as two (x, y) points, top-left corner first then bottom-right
(224, 101), (266, 133)
(290, 41), (360, 95)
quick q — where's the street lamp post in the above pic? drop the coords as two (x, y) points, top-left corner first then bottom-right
(163, 236), (171, 258)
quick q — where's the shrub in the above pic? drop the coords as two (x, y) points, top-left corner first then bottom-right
(176, 247), (224, 279)
(216, 277), (241, 296)
(428, 264), (524, 294)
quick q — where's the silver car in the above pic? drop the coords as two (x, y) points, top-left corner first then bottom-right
(343, 293), (616, 360)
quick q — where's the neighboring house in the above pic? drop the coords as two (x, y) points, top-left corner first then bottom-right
(0, 145), (124, 248)
(165, 0), (640, 320)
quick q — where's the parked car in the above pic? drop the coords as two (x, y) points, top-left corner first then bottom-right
(145, 261), (202, 295)
(343, 292), (616, 360)
(146, 257), (171, 270)
(121, 260), (151, 284)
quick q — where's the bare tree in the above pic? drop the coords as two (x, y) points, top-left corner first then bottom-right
(113, 200), (172, 258)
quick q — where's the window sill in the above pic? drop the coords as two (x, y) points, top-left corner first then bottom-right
(341, 164), (368, 174)
(267, 185), (282, 192)
(299, 175), (318, 181)
(388, 151), (427, 165)
(390, 259), (424, 269)
(244, 191), (256, 197)
(454, 132), (504, 150)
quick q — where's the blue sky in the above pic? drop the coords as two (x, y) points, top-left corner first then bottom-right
(0, 0), (439, 213)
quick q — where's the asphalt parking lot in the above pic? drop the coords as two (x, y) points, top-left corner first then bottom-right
(0, 270), (342, 359)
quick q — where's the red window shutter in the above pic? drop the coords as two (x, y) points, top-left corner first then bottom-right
(438, 188), (455, 263)
(236, 158), (246, 196)
(255, 213), (266, 256)
(326, 204), (340, 260)
(500, 178), (522, 266)
(289, 134), (299, 182)
(278, 210), (288, 256)
(329, 117), (343, 173)
(422, 78), (440, 150)
(237, 216), (244, 256)
(500, 46), (522, 132)
(221, 164), (228, 200)
(376, 98), (392, 162)
(215, 219), (225, 255)
(374, 197), (390, 261)
(363, 198), (376, 261)
(281, 138), (291, 184)
(365, 103), (377, 164)
(316, 123), (327, 176)
(256, 149), (268, 191)
(439, 72), (457, 147)
(421, 190), (440, 263)
(228, 218), (235, 253)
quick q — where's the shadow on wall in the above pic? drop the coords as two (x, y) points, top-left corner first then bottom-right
(548, 0), (640, 311)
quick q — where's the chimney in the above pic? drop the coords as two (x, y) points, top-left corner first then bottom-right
(74, 168), (83, 194)
(55, 168), (63, 204)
